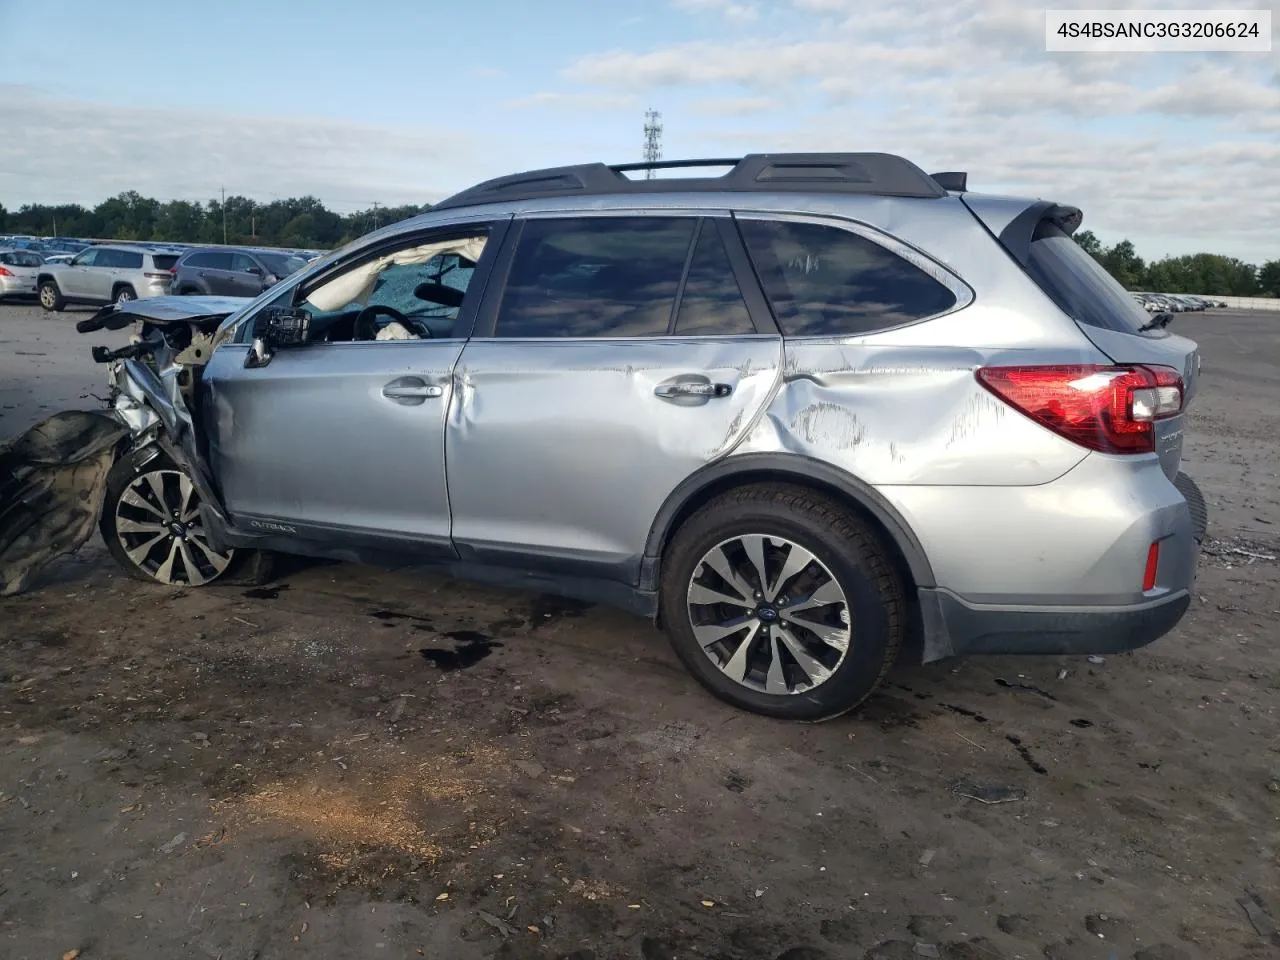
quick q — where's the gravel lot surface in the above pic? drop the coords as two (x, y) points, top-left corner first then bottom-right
(2, 301), (1278, 960)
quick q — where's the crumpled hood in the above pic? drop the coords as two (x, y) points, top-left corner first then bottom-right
(77, 295), (253, 333)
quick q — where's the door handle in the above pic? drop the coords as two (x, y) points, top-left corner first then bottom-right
(654, 379), (733, 400)
(382, 377), (444, 405)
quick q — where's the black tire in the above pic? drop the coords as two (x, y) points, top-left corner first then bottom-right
(659, 484), (905, 721)
(113, 285), (136, 305)
(38, 280), (65, 312)
(100, 448), (276, 587)
(1174, 472), (1208, 544)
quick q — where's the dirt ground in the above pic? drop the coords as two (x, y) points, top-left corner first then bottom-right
(2, 302), (1278, 960)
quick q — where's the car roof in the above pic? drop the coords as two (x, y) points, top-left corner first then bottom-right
(430, 153), (957, 212)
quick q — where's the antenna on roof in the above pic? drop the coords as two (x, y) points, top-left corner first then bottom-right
(642, 109), (663, 180)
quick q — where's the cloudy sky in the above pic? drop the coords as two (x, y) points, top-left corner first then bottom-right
(0, 0), (1276, 261)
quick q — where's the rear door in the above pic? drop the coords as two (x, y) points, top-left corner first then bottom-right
(1021, 220), (1201, 480)
(446, 213), (781, 583)
(85, 248), (121, 300)
(59, 248), (98, 297)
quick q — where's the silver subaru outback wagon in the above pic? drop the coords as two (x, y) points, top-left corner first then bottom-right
(82, 154), (1205, 720)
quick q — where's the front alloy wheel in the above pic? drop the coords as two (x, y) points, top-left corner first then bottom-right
(687, 535), (851, 695)
(110, 467), (233, 585)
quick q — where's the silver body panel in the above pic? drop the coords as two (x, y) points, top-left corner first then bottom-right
(447, 336), (780, 574)
(177, 183), (1201, 660)
(203, 341), (463, 551)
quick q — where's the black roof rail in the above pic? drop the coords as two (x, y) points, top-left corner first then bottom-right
(430, 152), (948, 211)
(930, 171), (968, 192)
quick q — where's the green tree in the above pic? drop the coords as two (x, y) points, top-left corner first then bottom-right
(1258, 260), (1280, 298)
(1099, 239), (1144, 290)
(1073, 230), (1103, 258)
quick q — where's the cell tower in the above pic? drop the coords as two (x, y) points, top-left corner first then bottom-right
(643, 109), (663, 179)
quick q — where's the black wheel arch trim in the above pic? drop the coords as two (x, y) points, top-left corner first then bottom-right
(641, 453), (936, 590)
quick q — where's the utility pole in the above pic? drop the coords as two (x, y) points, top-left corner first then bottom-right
(643, 109), (663, 179)
(372, 201), (381, 229)
(221, 186), (227, 244)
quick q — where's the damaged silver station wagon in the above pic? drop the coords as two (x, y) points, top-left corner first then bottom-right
(0, 154), (1207, 720)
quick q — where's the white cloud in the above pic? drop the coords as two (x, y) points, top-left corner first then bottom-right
(561, 0), (1279, 260)
(671, 0), (759, 23)
(504, 91), (639, 111)
(0, 87), (481, 209)
(688, 96), (781, 116)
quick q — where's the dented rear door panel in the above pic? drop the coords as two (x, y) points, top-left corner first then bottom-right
(446, 337), (782, 579)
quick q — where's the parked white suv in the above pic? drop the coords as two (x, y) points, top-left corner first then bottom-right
(37, 245), (181, 310)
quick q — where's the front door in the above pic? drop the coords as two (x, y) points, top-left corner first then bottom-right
(447, 213), (782, 583)
(200, 220), (507, 558)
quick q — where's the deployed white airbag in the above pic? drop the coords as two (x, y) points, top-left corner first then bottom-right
(307, 236), (487, 312)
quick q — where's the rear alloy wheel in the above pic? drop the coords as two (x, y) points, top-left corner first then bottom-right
(660, 484), (905, 720)
(114, 285), (136, 304)
(39, 280), (65, 311)
(101, 453), (234, 586)
(687, 534), (852, 695)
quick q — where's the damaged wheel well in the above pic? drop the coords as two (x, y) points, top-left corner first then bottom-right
(645, 457), (931, 646)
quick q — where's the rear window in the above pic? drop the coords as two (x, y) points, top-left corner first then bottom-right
(1026, 222), (1150, 334)
(738, 219), (958, 337)
(151, 254), (179, 271)
(1, 251), (43, 267)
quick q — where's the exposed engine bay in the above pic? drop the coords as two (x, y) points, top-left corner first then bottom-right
(0, 296), (248, 595)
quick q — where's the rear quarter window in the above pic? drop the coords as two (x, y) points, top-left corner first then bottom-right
(1025, 222), (1150, 335)
(737, 218), (958, 337)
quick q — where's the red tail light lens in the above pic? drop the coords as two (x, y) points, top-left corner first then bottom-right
(1143, 541), (1160, 591)
(0, 267), (11, 277)
(976, 364), (1184, 454)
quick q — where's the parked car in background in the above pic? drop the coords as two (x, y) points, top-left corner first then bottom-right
(43, 252), (75, 265)
(37, 244), (181, 310)
(170, 247), (309, 297)
(0, 248), (44, 300)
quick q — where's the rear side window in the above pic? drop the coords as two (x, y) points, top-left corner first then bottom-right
(107, 250), (144, 269)
(151, 254), (179, 271)
(497, 217), (696, 338)
(1026, 222), (1149, 334)
(738, 219), (958, 337)
(674, 221), (755, 336)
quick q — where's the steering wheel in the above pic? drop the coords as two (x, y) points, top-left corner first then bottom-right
(353, 304), (433, 340)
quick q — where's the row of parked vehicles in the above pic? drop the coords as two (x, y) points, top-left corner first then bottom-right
(0, 238), (316, 310)
(1131, 292), (1225, 313)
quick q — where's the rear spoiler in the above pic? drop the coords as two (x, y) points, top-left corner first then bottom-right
(964, 198), (1084, 267)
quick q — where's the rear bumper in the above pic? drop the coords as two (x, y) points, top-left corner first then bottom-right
(0, 276), (37, 296)
(919, 586), (1192, 658)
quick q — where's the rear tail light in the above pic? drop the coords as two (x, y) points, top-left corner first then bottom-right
(976, 364), (1184, 455)
(144, 271), (170, 280)
(0, 267), (11, 277)
(169, 266), (178, 276)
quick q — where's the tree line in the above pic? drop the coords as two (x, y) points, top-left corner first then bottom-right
(0, 192), (429, 252)
(1, 191), (1276, 297)
(1073, 231), (1278, 299)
